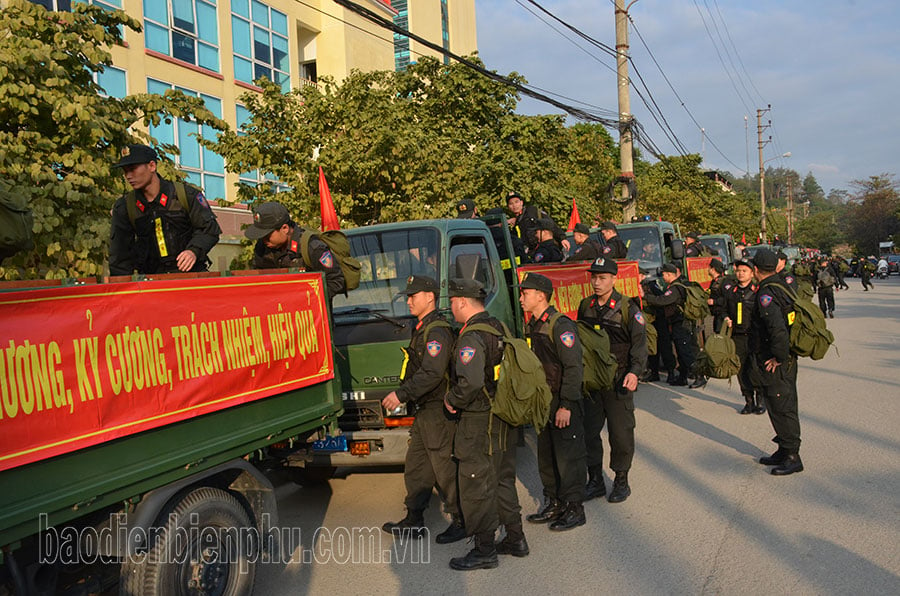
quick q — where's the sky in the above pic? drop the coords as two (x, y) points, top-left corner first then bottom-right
(473, 0), (900, 196)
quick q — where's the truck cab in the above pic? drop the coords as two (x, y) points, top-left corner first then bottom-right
(699, 233), (736, 267)
(614, 220), (683, 280)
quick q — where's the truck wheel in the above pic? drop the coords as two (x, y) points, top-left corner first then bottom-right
(290, 465), (335, 486)
(120, 487), (256, 596)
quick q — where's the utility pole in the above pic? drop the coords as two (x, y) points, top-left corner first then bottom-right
(757, 106), (771, 243)
(615, 0), (637, 222)
(787, 178), (794, 244)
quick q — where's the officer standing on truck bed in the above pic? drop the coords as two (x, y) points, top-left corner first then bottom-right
(531, 218), (564, 263)
(598, 221), (628, 259)
(109, 144), (221, 275)
(244, 202), (346, 297)
(382, 275), (465, 545)
(444, 278), (504, 570)
(520, 273), (587, 531)
(569, 223), (602, 262)
(578, 258), (647, 503)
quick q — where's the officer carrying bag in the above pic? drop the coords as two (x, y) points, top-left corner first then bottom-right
(462, 322), (553, 432)
(695, 323), (741, 379)
(549, 313), (617, 392)
(300, 229), (362, 292)
(771, 282), (835, 360)
(0, 186), (34, 260)
(673, 281), (711, 323)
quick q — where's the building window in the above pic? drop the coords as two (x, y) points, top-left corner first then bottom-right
(143, 0), (219, 73)
(147, 78), (225, 201)
(392, 0), (409, 72)
(231, 0), (289, 92)
(96, 66), (127, 98)
(34, 0), (122, 12)
(440, 0), (449, 65)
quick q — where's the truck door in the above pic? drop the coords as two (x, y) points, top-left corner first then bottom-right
(448, 230), (517, 334)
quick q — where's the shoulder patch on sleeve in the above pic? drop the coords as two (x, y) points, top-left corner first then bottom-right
(759, 294), (773, 307)
(426, 340), (443, 357)
(459, 346), (476, 364)
(664, 289), (672, 296)
(319, 250), (334, 268)
(559, 331), (575, 348)
(196, 192), (208, 208)
(634, 311), (645, 325)
(534, 252), (544, 262)
(602, 246), (611, 254)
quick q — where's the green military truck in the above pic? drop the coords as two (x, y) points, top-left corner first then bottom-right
(611, 219), (684, 279)
(698, 234), (736, 267)
(0, 272), (342, 595)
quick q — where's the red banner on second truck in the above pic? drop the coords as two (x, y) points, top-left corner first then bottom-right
(518, 260), (641, 319)
(0, 274), (334, 472)
(685, 257), (714, 290)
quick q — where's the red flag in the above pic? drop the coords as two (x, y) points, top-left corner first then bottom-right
(318, 166), (339, 231)
(567, 198), (581, 232)
(741, 232), (746, 244)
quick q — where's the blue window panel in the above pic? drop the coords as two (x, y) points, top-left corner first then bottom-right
(253, 26), (270, 65)
(197, 1), (218, 44)
(203, 145), (224, 173)
(145, 21), (170, 54)
(275, 71), (289, 93)
(172, 0), (195, 34)
(178, 119), (201, 168)
(172, 31), (195, 63)
(271, 9), (287, 36)
(147, 78), (170, 96)
(150, 119), (175, 148)
(203, 174), (225, 200)
(272, 34), (288, 71)
(198, 42), (218, 71)
(254, 63), (271, 83)
(241, 170), (259, 182)
(233, 56), (253, 83)
(251, 0), (268, 26)
(143, 0), (168, 24)
(232, 0), (248, 18)
(185, 171), (202, 188)
(236, 105), (251, 129)
(97, 66), (126, 98)
(231, 16), (251, 57)
(201, 94), (221, 116)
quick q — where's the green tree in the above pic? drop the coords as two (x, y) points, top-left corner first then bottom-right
(794, 211), (842, 252)
(0, 0), (224, 280)
(845, 174), (900, 255)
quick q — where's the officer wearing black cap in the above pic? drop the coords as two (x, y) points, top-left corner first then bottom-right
(505, 191), (543, 252)
(577, 258), (647, 503)
(531, 218), (564, 263)
(382, 276), (463, 544)
(519, 273), (587, 530)
(109, 144), (221, 275)
(598, 222), (628, 259)
(707, 258), (728, 332)
(444, 278), (503, 570)
(569, 223), (601, 262)
(684, 232), (709, 258)
(456, 199), (477, 219)
(724, 259), (764, 415)
(775, 250), (799, 293)
(244, 201), (346, 296)
(643, 262), (699, 387)
(750, 248), (804, 475)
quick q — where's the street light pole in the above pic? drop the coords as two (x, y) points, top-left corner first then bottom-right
(757, 107), (771, 243)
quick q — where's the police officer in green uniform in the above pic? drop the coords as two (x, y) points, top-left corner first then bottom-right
(531, 218), (564, 263)
(750, 249), (804, 476)
(109, 144), (221, 275)
(444, 278), (503, 570)
(578, 258), (647, 503)
(382, 276), (464, 544)
(519, 273), (587, 530)
(569, 223), (601, 262)
(724, 259), (764, 415)
(598, 222), (628, 259)
(643, 263), (698, 387)
(244, 202), (346, 297)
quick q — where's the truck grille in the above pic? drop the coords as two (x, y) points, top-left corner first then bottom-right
(339, 400), (385, 430)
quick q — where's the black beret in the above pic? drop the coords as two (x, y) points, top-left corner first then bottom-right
(448, 278), (486, 299)
(589, 257), (618, 275)
(520, 272), (554, 296)
(399, 275), (439, 295)
(112, 144), (158, 168)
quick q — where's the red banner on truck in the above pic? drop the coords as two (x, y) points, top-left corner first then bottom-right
(518, 260), (642, 319)
(0, 273), (333, 472)
(685, 257), (714, 290)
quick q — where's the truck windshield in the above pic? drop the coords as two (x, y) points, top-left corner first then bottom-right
(333, 228), (441, 321)
(701, 238), (729, 262)
(618, 226), (663, 269)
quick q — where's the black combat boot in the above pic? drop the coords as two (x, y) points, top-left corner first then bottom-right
(584, 468), (606, 501)
(758, 447), (787, 466)
(495, 523), (529, 557)
(607, 471), (631, 503)
(382, 511), (426, 539)
(740, 395), (754, 415)
(525, 498), (564, 523)
(435, 516), (466, 544)
(549, 502), (586, 531)
(770, 453), (804, 476)
(640, 369), (660, 382)
(449, 533), (498, 570)
(752, 394), (766, 415)
(688, 375), (708, 389)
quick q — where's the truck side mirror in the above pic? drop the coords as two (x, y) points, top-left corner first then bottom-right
(671, 239), (685, 260)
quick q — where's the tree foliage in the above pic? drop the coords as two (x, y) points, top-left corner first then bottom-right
(844, 174), (900, 256)
(0, 0), (225, 279)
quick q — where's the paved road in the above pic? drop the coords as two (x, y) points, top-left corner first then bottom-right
(257, 276), (900, 595)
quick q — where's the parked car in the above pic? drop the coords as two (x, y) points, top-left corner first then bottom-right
(887, 254), (900, 275)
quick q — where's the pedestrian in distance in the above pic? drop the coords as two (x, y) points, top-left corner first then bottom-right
(244, 202), (346, 297)
(108, 144), (221, 275)
(520, 273), (588, 530)
(815, 258), (836, 319)
(859, 256), (874, 291)
(578, 258), (648, 503)
(381, 275), (464, 544)
(750, 249), (804, 476)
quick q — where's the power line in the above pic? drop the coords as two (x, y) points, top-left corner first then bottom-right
(690, 0), (753, 115)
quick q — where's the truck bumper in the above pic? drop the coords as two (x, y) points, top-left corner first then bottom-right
(297, 428), (411, 468)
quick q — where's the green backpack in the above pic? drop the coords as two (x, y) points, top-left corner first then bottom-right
(125, 181), (191, 226)
(695, 324), (742, 379)
(300, 229), (362, 292)
(673, 281), (711, 322)
(549, 313), (617, 393)
(770, 282), (835, 360)
(462, 322), (553, 432)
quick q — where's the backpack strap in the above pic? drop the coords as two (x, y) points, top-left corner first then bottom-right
(125, 182), (192, 229)
(422, 319), (452, 344)
(299, 229), (315, 269)
(174, 181), (190, 212)
(462, 322), (505, 338)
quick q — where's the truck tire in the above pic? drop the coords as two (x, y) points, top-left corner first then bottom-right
(120, 487), (257, 596)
